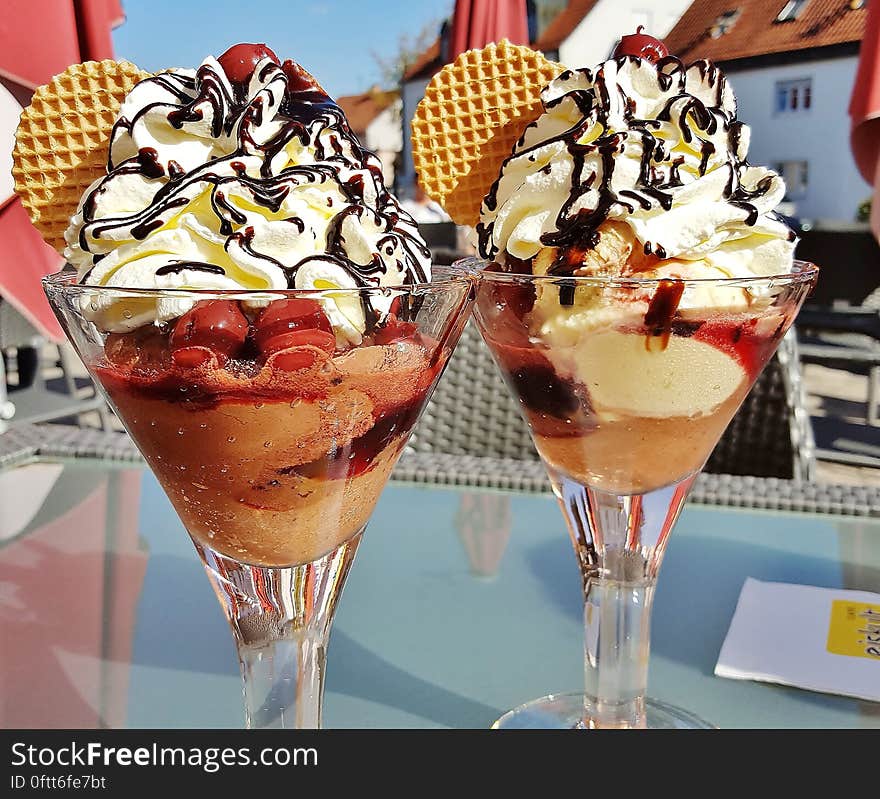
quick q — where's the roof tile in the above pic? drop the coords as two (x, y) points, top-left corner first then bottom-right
(336, 89), (398, 136)
(664, 0), (867, 63)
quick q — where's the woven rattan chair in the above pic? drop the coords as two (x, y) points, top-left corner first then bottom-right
(411, 322), (815, 481)
(1, 422), (874, 516)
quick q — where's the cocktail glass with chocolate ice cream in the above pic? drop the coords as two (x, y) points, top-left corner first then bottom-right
(26, 42), (474, 729)
(46, 274), (472, 728)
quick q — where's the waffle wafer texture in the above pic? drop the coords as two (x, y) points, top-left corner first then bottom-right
(12, 60), (151, 253)
(411, 40), (563, 228)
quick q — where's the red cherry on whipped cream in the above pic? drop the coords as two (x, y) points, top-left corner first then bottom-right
(281, 59), (323, 93)
(254, 299), (333, 355)
(218, 43), (280, 85)
(613, 27), (669, 63)
(170, 300), (250, 367)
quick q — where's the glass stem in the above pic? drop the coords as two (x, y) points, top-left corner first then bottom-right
(582, 570), (655, 729)
(237, 632), (327, 729)
(195, 529), (363, 729)
(550, 470), (697, 729)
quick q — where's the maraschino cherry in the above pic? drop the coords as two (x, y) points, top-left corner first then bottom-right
(253, 299), (333, 353)
(170, 300), (250, 367)
(613, 27), (669, 63)
(281, 59), (323, 93)
(253, 299), (336, 370)
(217, 43), (280, 85)
(268, 330), (337, 371)
(370, 314), (417, 346)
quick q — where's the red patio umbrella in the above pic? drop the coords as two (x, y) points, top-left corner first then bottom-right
(448, 0), (530, 60)
(850, 0), (880, 241)
(0, 0), (125, 341)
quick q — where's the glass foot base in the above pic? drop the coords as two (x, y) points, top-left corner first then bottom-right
(492, 693), (715, 729)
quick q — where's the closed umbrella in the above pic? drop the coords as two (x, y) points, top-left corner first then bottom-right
(449, 0), (529, 60)
(850, 0), (880, 241)
(0, 0), (124, 341)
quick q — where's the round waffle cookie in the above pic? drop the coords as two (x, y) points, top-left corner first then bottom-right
(411, 40), (563, 228)
(12, 60), (151, 253)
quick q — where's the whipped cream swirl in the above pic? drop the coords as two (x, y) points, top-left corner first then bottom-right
(67, 56), (430, 340)
(476, 56), (796, 277)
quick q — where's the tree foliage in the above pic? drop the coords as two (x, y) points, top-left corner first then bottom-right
(371, 17), (444, 88)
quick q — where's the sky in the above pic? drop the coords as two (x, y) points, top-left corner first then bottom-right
(112, 0), (454, 99)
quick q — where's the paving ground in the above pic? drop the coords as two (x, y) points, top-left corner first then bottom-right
(804, 363), (880, 486)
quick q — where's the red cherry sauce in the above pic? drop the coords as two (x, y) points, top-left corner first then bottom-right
(287, 390), (434, 482)
(281, 59), (324, 93)
(692, 317), (786, 379)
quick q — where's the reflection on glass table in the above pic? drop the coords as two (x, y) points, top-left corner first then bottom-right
(0, 463), (146, 727)
(0, 459), (878, 729)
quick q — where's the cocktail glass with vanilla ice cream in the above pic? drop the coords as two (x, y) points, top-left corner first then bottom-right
(474, 48), (805, 495)
(412, 32), (817, 729)
(26, 43), (473, 729)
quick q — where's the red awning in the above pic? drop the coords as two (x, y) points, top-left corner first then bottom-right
(0, 1), (81, 90)
(449, 0), (529, 60)
(0, 199), (65, 341)
(0, 0), (123, 88)
(0, 0), (124, 340)
(850, 0), (880, 239)
(75, 0), (126, 62)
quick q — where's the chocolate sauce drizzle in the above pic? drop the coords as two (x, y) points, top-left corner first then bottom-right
(76, 57), (429, 297)
(155, 261), (226, 276)
(476, 56), (789, 272)
(644, 279), (685, 349)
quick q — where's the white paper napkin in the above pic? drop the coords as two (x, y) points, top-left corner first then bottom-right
(715, 578), (880, 702)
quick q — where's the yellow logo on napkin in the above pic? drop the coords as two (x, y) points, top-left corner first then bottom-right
(826, 600), (880, 659)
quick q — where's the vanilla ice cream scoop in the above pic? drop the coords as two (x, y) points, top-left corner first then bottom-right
(572, 330), (746, 418)
(68, 45), (431, 341)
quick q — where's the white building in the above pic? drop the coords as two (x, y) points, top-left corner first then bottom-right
(400, 40), (441, 201)
(399, 0), (692, 199)
(665, 0), (870, 222)
(537, 0), (692, 67)
(337, 89), (402, 189)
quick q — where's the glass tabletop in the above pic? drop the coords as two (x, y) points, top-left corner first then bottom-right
(1, 458), (878, 729)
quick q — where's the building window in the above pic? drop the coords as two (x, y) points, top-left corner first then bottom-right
(776, 0), (809, 23)
(709, 9), (741, 38)
(774, 160), (809, 199)
(775, 78), (812, 112)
